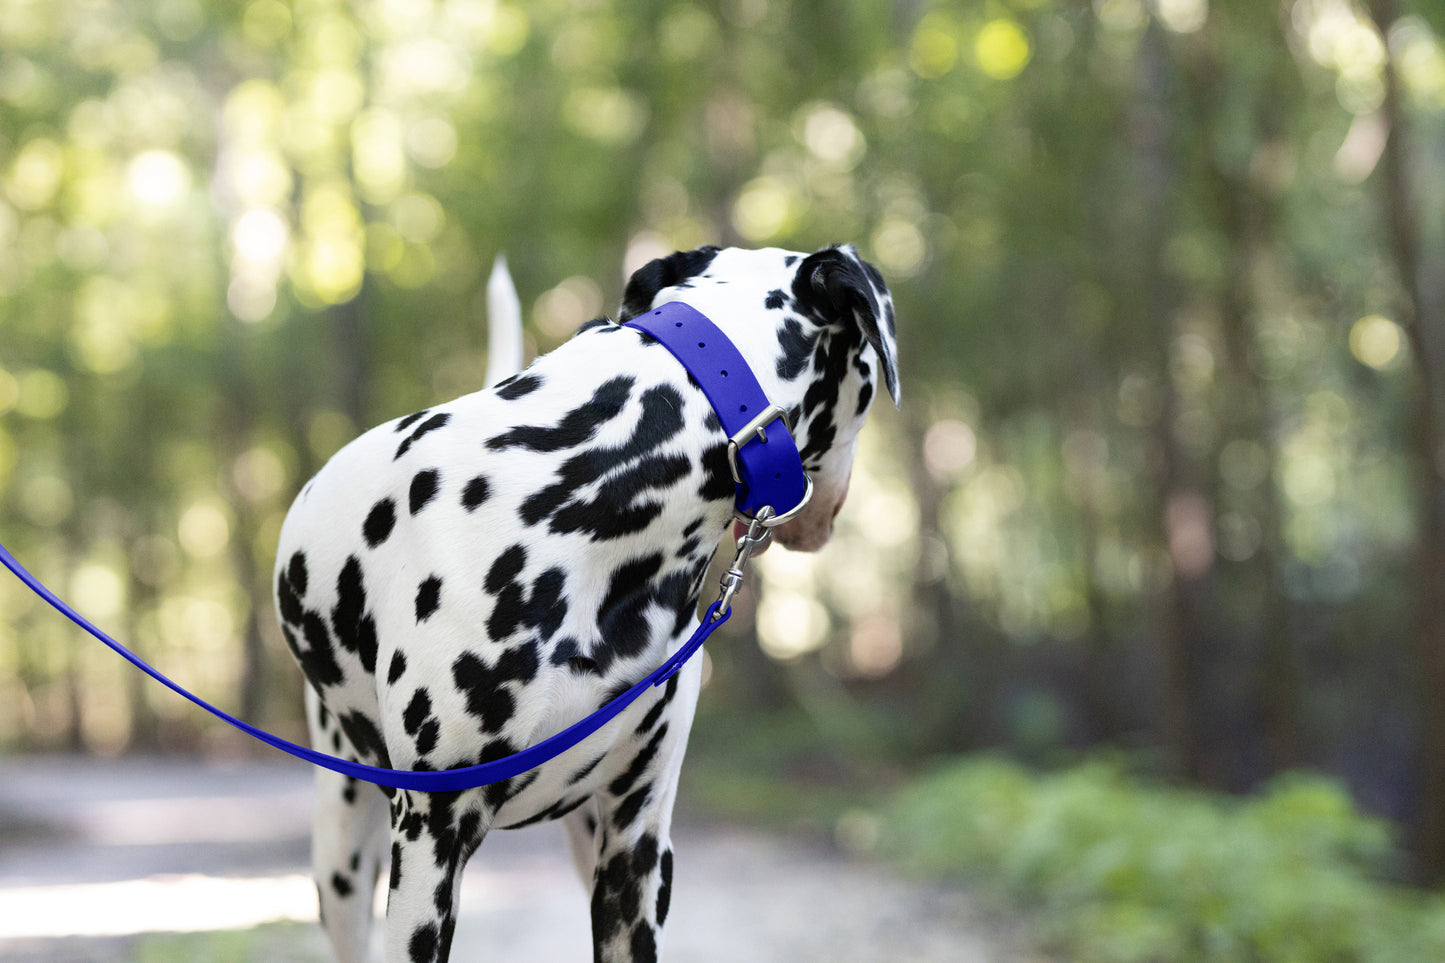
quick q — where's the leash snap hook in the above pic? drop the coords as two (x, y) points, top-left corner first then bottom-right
(711, 506), (774, 620)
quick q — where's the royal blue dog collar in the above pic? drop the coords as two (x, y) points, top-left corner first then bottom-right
(625, 301), (812, 522)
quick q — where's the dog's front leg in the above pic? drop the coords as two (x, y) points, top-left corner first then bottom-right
(588, 716), (690, 962)
(384, 790), (482, 963)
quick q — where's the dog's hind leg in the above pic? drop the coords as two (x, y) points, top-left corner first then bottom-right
(308, 689), (390, 963)
(562, 796), (600, 886)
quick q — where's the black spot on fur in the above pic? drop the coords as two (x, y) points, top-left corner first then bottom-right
(765, 288), (787, 310)
(332, 556), (379, 673)
(591, 851), (638, 942)
(775, 317), (817, 380)
(856, 380), (874, 416)
(363, 498), (396, 547)
(287, 612), (344, 688)
(415, 575), (442, 622)
(338, 710), (391, 768)
(631, 922), (659, 963)
(403, 689), (431, 734)
(395, 410), (428, 432)
(550, 636), (579, 664)
(632, 832), (660, 875)
(498, 793), (590, 829)
(408, 922), (438, 963)
(287, 551), (308, 597)
(544, 455), (688, 540)
(388, 650), (407, 684)
(485, 548), (566, 641)
(595, 553), (664, 667)
(609, 724), (669, 797)
(486, 545), (527, 594)
(495, 373), (542, 400)
(576, 316), (613, 335)
(620, 247), (721, 320)
(568, 655), (601, 675)
(526, 568), (567, 640)
(570, 754), (606, 785)
(432, 875), (454, 916)
(635, 678), (677, 735)
(461, 474), (490, 511)
(277, 567), (304, 626)
(519, 384), (689, 538)
(330, 872), (353, 898)
(613, 783), (651, 830)
(657, 850), (673, 925)
(395, 411), (451, 460)
(452, 647), (538, 733)
(487, 376), (633, 453)
(409, 469), (439, 515)
(698, 442), (734, 502)
(414, 720), (438, 755)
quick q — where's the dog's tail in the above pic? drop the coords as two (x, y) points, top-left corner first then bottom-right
(485, 253), (524, 387)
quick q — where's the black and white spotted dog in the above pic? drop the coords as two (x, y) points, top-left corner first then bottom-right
(272, 243), (899, 963)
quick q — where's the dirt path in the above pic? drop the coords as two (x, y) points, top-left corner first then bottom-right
(0, 756), (1036, 962)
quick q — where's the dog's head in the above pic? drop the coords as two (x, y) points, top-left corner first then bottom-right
(620, 244), (899, 552)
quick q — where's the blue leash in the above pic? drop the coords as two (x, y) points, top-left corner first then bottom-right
(0, 302), (810, 793)
(0, 539), (727, 792)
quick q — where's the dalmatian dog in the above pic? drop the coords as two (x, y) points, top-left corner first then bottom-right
(271, 243), (899, 963)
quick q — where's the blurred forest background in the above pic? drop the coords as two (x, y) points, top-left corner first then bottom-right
(4, 0), (1445, 952)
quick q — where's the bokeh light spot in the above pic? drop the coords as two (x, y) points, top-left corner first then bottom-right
(1350, 314), (1402, 369)
(6, 139), (64, 210)
(870, 218), (926, 277)
(232, 209), (288, 265)
(407, 117), (457, 169)
(923, 419), (977, 480)
(910, 13), (959, 79)
(975, 19), (1031, 80)
(71, 564), (125, 621)
(535, 276), (603, 339)
(1156, 0), (1208, 34)
(758, 590), (830, 661)
(799, 104), (866, 168)
(732, 177), (798, 242)
(392, 193), (445, 245)
(242, 0), (292, 47)
(15, 370), (68, 419)
(179, 501), (232, 559)
(126, 150), (190, 208)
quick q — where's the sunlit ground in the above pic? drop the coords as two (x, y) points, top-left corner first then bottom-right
(0, 873), (323, 939)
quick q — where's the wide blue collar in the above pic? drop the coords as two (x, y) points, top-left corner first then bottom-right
(626, 301), (812, 522)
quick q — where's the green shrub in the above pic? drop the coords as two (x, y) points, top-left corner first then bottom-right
(886, 757), (1445, 962)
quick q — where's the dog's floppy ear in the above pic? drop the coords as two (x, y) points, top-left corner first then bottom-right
(792, 245), (900, 405)
(619, 246), (722, 321)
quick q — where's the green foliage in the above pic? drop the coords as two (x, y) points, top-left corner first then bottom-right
(887, 758), (1445, 962)
(134, 922), (325, 962)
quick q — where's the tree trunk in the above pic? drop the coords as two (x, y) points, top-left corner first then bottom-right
(1132, 21), (1210, 782)
(1371, 0), (1445, 883)
(903, 406), (991, 749)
